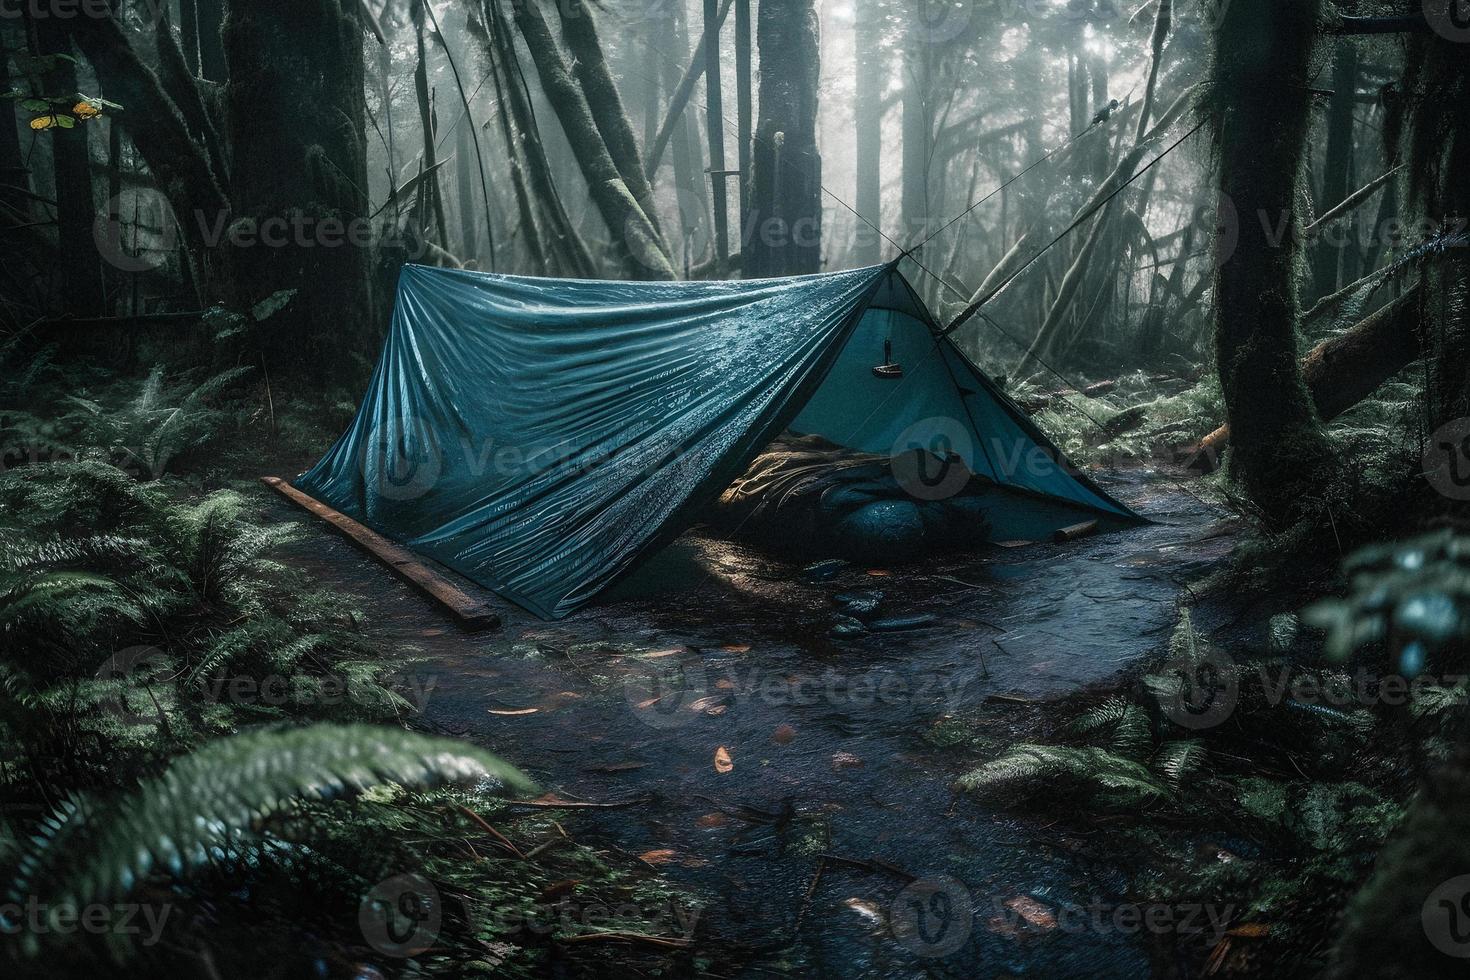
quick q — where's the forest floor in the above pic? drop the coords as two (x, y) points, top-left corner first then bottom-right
(249, 459), (1240, 977)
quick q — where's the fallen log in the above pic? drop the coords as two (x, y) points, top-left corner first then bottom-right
(1184, 284), (1421, 472)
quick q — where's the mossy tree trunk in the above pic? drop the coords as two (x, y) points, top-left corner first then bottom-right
(1207, 0), (1337, 528)
(29, 13), (104, 316)
(852, 0), (883, 265)
(745, 0), (821, 279)
(513, 0), (674, 279)
(222, 0), (374, 379)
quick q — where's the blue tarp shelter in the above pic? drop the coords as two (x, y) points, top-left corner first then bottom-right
(296, 263), (1143, 619)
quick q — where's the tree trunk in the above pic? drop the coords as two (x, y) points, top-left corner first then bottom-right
(1312, 41), (1358, 300)
(31, 14), (103, 316)
(745, 0), (821, 279)
(734, 0), (752, 258)
(412, 8), (449, 248)
(179, 0), (201, 76)
(852, 0), (883, 264)
(197, 0), (227, 82)
(558, 0), (667, 250)
(642, 0), (732, 182)
(1189, 284), (1422, 468)
(1206, 0), (1336, 526)
(662, 0), (711, 273)
(65, 10), (228, 289)
(476, 0), (594, 278)
(900, 31), (928, 244)
(455, 117), (480, 264)
(702, 0), (730, 267)
(222, 0), (374, 379)
(513, 0), (674, 279)
(0, 33), (31, 213)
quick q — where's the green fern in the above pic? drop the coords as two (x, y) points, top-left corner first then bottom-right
(6, 725), (536, 922)
(64, 366), (252, 479)
(955, 744), (1170, 810)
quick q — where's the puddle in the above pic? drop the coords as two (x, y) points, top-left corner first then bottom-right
(268, 467), (1232, 976)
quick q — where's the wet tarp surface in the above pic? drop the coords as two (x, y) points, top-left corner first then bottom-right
(296, 263), (1141, 618)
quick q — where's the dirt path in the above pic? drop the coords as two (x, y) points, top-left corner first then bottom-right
(265, 469), (1233, 977)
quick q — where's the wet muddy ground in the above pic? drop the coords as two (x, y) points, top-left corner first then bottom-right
(265, 467), (1235, 978)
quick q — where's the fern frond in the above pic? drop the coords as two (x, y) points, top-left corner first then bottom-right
(10, 725), (535, 915)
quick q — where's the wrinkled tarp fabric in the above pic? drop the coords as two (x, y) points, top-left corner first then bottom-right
(296, 264), (1143, 619)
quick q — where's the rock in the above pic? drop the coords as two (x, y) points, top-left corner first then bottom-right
(867, 613), (939, 632)
(833, 589), (884, 618)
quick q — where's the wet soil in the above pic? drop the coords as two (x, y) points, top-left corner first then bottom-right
(264, 466), (1234, 978)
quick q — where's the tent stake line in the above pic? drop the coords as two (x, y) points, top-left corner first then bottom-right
(260, 476), (503, 632)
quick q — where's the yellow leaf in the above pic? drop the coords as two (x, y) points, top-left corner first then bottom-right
(72, 101), (101, 120)
(713, 745), (734, 773)
(29, 115), (55, 131)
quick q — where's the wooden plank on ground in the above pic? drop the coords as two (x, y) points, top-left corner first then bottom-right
(261, 476), (502, 631)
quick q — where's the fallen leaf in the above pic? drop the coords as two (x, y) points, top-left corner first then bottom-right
(714, 745), (734, 773)
(831, 751), (863, 770)
(695, 813), (729, 829)
(704, 704), (728, 716)
(721, 643), (751, 653)
(715, 678), (736, 690)
(772, 723), (797, 745)
(640, 648), (683, 659)
(866, 569), (892, 577)
(635, 696), (662, 710)
(1227, 923), (1269, 938)
(487, 707), (539, 716)
(844, 897), (883, 925)
(1005, 895), (1056, 929)
(638, 849), (679, 865)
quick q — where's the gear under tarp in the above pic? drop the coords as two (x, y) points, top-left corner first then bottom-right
(295, 263), (1143, 619)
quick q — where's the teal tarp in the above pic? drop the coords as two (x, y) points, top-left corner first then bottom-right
(296, 263), (1143, 619)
